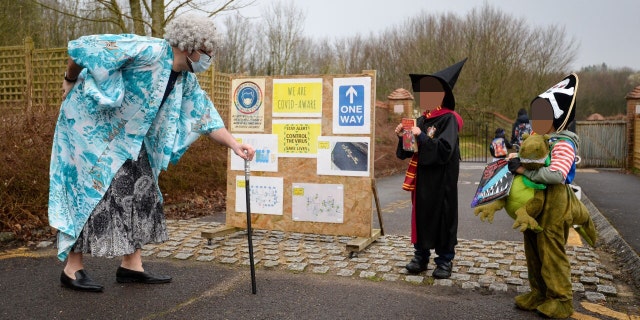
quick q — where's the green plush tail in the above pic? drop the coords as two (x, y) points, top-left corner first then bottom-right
(573, 225), (596, 247)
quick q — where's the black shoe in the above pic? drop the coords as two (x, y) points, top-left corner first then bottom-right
(60, 270), (104, 292)
(405, 256), (428, 274)
(116, 267), (172, 284)
(432, 261), (452, 279)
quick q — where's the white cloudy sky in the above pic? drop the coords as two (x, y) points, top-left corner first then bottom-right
(229, 0), (640, 71)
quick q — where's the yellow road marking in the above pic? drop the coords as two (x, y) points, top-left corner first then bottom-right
(0, 247), (54, 260)
(576, 169), (599, 173)
(571, 311), (602, 320)
(567, 228), (583, 247)
(581, 302), (634, 320)
(380, 199), (411, 213)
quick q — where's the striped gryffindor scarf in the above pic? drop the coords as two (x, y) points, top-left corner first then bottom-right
(402, 107), (463, 191)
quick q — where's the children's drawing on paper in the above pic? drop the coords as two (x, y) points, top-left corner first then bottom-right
(235, 176), (283, 215)
(292, 183), (344, 223)
(230, 134), (278, 172)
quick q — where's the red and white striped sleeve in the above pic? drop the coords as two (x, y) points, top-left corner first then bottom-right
(548, 140), (575, 181)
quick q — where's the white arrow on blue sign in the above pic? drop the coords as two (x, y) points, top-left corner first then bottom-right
(332, 77), (371, 134)
(339, 85), (365, 126)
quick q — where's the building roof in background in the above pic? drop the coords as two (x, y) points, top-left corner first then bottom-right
(387, 88), (414, 100)
(626, 86), (640, 99)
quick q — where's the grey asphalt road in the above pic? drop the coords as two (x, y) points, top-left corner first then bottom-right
(0, 253), (559, 320)
(373, 163), (522, 242)
(572, 168), (640, 254)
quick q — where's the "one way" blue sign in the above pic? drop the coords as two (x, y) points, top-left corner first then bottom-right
(338, 85), (365, 126)
(332, 76), (371, 134)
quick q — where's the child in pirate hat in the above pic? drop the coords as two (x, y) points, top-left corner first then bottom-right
(394, 58), (466, 279)
(508, 73), (597, 319)
(510, 73), (579, 187)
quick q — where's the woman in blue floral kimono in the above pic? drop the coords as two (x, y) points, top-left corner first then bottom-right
(50, 15), (255, 292)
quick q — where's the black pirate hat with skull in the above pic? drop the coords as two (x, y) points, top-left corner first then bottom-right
(530, 73), (579, 132)
(409, 58), (467, 110)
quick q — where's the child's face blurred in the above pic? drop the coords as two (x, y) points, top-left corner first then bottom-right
(530, 98), (555, 134)
(419, 91), (445, 109)
(418, 77), (445, 110)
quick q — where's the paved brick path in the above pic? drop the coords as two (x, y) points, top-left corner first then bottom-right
(138, 218), (617, 303)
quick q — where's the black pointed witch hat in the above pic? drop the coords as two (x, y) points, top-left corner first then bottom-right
(409, 58), (467, 110)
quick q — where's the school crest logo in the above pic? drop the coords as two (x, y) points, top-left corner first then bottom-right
(427, 126), (437, 138)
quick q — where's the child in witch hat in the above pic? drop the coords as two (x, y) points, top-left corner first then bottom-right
(394, 58), (466, 279)
(508, 73), (597, 318)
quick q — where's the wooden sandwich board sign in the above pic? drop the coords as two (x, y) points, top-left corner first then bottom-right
(201, 71), (383, 255)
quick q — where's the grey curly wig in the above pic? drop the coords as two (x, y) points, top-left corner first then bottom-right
(164, 14), (217, 54)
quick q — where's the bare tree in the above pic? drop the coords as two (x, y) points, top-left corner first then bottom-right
(314, 3), (578, 122)
(217, 12), (253, 74)
(0, 0), (44, 46)
(0, 0), (77, 47)
(333, 35), (371, 74)
(260, 1), (305, 75)
(305, 38), (337, 74)
(32, 0), (255, 37)
(285, 36), (314, 75)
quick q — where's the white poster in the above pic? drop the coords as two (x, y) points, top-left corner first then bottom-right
(332, 77), (372, 134)
(230, 134), (278, 172)
(235, 176), (284, 215)
(230, 78), (266, 132)
(292, 183), (344, 223)
(317, 136), (370, 177)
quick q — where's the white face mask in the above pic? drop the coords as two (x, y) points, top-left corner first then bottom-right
(187, 51), (212, 73)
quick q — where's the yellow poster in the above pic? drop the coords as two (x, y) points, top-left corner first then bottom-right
(272, 78), (323, 117)
(272, 119), (322, 158)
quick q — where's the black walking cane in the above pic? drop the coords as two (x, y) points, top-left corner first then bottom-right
(244, 152), (257, 294)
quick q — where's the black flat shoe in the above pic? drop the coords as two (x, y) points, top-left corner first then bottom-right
(60, 270), (104, 292)
(432, 261), (453, 279)
(116, 267), (172, 284)
(405, 256), (428, 274)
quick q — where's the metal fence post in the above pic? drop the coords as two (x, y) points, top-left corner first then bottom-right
(485, 123), (489, 162)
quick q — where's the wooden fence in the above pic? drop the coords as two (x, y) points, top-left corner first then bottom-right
(576, 121), (627, 168)
(0, 37), (231, 120)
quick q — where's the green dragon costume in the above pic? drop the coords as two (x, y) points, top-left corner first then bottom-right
(474, 73), (597, 319)
(474, 133), (596, 245)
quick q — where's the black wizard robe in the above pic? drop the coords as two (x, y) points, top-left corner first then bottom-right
(396, 111), (461, 252)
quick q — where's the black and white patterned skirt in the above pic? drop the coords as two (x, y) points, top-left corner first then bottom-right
(69, 145), (169, 258)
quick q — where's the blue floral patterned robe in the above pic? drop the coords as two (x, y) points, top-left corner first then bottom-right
(48, 34), (224, 261)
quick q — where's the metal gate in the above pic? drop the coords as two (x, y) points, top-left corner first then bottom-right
(460, 119), (489, 163)
(459, 110), (511, 163)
